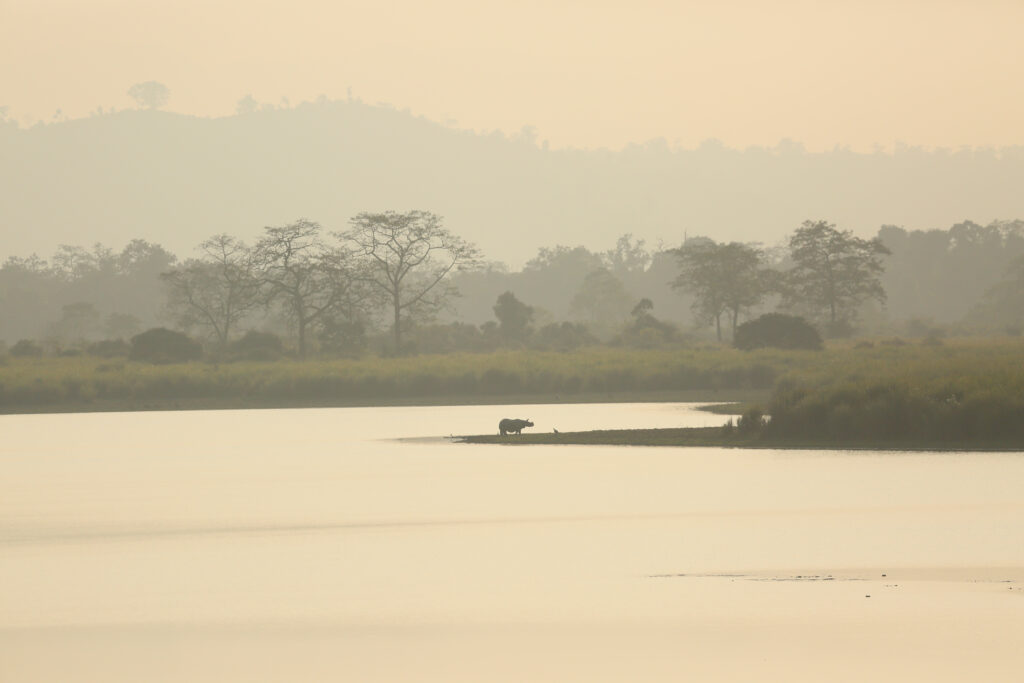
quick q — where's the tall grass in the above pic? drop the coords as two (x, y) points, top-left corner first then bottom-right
(0, 346), (784, 410)
(765, 339), (1024, 442)
(4, 339), (1024, 445)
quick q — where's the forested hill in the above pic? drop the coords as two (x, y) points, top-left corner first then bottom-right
(2, 99), (1024, 265)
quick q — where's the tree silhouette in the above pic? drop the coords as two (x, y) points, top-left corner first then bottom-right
(255, 220), (364, 358)
(343, 211), (480, 351)
(127, 82), (170, 110)
(672, 239), (768, 341)
(162, 234), (261, 347)
(783, 220), (890, 332)
(493, 291), (534, 343)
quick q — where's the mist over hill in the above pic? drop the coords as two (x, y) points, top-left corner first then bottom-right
(3, 98), (1024, 266)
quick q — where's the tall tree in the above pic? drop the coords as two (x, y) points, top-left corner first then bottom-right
(966, 255), (1024, 332)
(255, 220), (363, 358)
(569, 267), (635, 328)
(493, 291), (534, 343)
(604, 234), (651, 275)
(49, 302), (101, 342)
(671, 239), (768, 341)
(783, 220), (890, 331)
(343, 210), (480, 350)
(162, 234), (261, 347)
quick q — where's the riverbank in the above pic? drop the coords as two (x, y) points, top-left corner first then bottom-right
(0, 391), (759, 415)
(458, 427), (1024, 451)
(0, 347), (786, 414)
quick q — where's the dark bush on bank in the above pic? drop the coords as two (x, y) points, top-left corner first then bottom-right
(10, 339), (44, 357)
(767, 380), (1024, 443)
(532, 322), (597, 352)
(734, 314), (822, 351)
(230, 331), (284, 361)
(129, 328), (202, 364)
(88, 339), (131, 358)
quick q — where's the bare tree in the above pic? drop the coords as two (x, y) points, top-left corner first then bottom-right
(343, 211), (481, 350)
(162, 234), (261, 347)
(255, 219), (363, 358)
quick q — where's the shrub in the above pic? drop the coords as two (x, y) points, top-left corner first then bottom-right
(9, 339), (43, 357)
(613, 311), (680, 349)
(734, 314), (822, 351)
(404, 322), (493, 355)
(318, 318), (366, 356)
(230, 331), (284, 361)
(825, 319), (855, 339)
(129, 328), (202, 364)
(531, 322), (597, 352)
(737, 407), (766, 434)
(87, 339), (131, 358)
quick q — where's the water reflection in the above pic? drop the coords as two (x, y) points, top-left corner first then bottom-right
(2, 404), (1023, 682)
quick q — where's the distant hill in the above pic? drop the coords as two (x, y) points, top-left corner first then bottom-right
(3, 100), (1024, 265)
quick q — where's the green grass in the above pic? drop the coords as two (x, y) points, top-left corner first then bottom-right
(3, 338), (1024, 450)
(764, 338), (1024, 443)
(0, 346), (784, 413)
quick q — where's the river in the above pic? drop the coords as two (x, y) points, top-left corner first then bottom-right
(2, 403), (1022, 682)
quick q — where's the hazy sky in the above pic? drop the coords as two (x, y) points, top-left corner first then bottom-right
(3, 0), (1023, 151)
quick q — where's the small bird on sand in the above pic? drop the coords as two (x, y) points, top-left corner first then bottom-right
(553, 428), (559, 434)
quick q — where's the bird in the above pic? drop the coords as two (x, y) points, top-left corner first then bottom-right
(553, 428), (559, 434)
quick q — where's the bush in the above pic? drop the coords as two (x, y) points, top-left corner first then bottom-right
(404, 322), (494, 355)
(318, 318), (366, 356)
(734, 314), (822, 351)
(9, 339), (43, 357)
(613, 311), (680, 349)
(531, 322), (597, 352)
(230, 331), (284, 361)
(737, 407), (766, 434)
(87, 339), (131, 358)
(129, 328), (202, 364)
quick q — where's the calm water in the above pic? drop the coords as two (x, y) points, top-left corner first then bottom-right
(2, 403), (1023, 682)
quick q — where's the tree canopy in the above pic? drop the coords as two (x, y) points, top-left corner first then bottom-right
(671, 238), (768, 340)
(782, 220), (890, 333)
(343, 210), (481, 350)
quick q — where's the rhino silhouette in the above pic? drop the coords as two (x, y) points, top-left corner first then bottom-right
(499, 418), (534, 435)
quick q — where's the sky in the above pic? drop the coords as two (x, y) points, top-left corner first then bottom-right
(2, 0), (1024, 151)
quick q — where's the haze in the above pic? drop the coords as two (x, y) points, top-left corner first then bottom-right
(4, 0), (1024, 152)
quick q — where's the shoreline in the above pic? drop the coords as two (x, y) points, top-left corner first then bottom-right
(456, 427), (1024, 451)
(0, 390), (761, 417)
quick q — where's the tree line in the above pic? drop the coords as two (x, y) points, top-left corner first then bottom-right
(163, 212), (479, 357)
(673, 220), (890, 341)
(3, 215), (1024, 359)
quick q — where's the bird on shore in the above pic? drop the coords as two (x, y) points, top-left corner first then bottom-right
(553, 428), (559, 434)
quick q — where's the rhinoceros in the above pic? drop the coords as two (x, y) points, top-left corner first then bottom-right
(499, 418), (534, 435)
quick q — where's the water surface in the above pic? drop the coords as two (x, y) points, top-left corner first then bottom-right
(2, 403), (1022, 682)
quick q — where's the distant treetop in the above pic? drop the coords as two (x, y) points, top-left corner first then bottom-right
(127, 82), (170, 110)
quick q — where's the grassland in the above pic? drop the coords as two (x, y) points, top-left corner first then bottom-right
(0, 347), (784, 413)
(3, 338), (1024, 451)
(454, 338), (1024, 448)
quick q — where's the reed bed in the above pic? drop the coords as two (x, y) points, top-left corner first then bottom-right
(3, 339), (1023, 445)
(0, 346), (784, 410)
(766, 339), (1024, 443)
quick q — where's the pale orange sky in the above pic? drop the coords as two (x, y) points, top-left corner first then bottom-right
(2, 0), (1023, 151)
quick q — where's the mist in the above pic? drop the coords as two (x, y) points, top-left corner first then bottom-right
(3, 100), (1024, 269)
(5, 2), (1024, 682)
